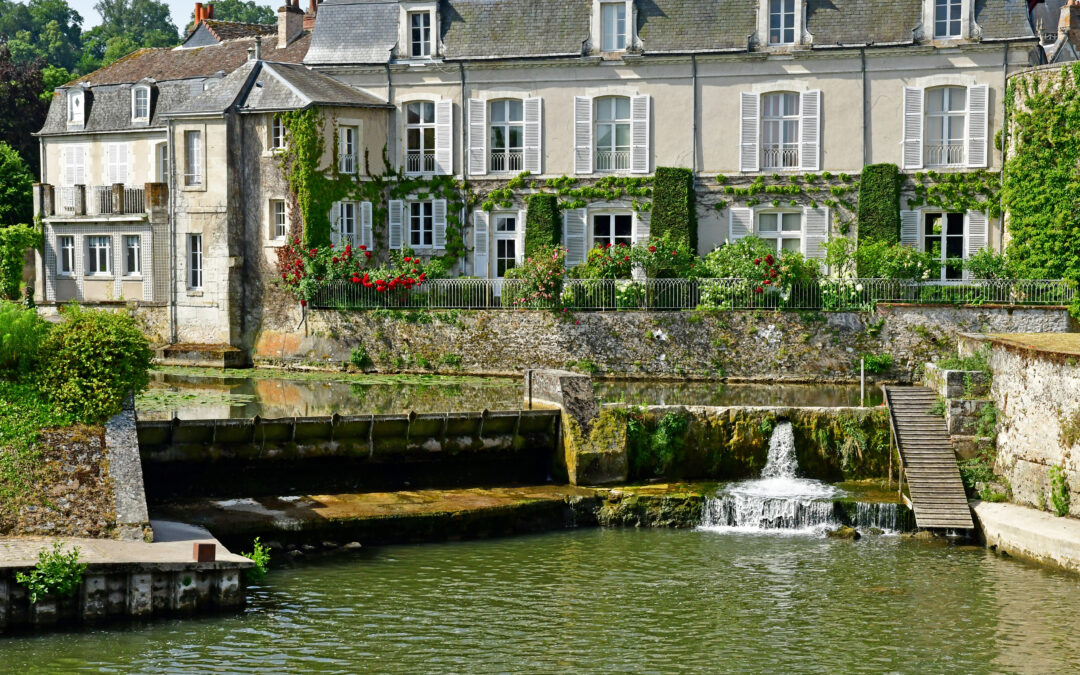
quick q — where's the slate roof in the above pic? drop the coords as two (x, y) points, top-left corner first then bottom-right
(306, 0), (399, 64)
(441, 0), (589, 59)
(806, 0), (922, 46)
(975, 0), (1036, 41)
(38, 80), (195, 135)
(637, 0), (756, 53)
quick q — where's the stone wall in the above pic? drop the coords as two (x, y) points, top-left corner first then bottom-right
(253, 303), (1073, 382)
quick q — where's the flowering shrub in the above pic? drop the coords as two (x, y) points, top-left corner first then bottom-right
(567, 234), (700, 280)
(275, 239), (428, 304)
(569, 242), (635, 279)
(504, 244), (566, 308)
(822, 237), (938, 281)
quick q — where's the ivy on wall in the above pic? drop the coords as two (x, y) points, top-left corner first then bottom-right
(650, 167), (697, 251)
(856, 163), (900, 245)
(904, 169), (1001, 217)
(713, 171), (859, 235)
(524, 193), (561, 257)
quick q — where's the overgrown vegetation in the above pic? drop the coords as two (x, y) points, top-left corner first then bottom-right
(1050, 464), (1071, 517)
(15, 542), (86, 604)
(937, 346), (992, 378)
(650, 167), (697, 251)
(523, 193), (561, 257)
(859, 353), (893, 374)
(0, 223), (40, 301)
(242, 537), (271, 583)
(855, 163), (900, 250)
(350, 344), (371, 369)
(625, 410), (689, 479)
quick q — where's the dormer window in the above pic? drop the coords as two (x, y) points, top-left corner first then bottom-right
(409, 11), (432, 57)
(68, 90), (84, 125)
(934, 0), (962, 38)
(132, 85), (150, 123)
(769, 0), (796, 45)
(600, 1), (627, 52)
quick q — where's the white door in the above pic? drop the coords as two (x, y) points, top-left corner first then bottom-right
(492, 213), (518, 295)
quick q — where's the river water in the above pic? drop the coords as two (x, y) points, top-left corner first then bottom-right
(2, 529), (1079, 673)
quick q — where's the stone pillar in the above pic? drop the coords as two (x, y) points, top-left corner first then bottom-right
(73, 185), (86, 216)
(105, 395), (153, 541)
(525, 369), (627, 486)
(33, 183), (54, 217)
(111, 183), (124, 214)
(145, 182), (168, 220)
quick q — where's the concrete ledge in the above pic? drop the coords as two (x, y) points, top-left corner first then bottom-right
(973, 501), (1080, 575)
(105, 397), (151, 541)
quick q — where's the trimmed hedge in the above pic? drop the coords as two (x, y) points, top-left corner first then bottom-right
(525, 193), (561, 257)
(650, 167), (697, 252)
(856, 163), (901, 246)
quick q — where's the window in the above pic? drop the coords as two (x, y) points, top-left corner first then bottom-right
(339, 202), (357, 246)
(594, 214), (632, 249)
(409, 201), (434, 247)
(923, 212), (964, 280)
(156, 143), (169, 183)
(58, 236), (75, 275)
(270, 116), (286, 151)
(409, 11), (431, 57)
(123, 235), (141, 276)
(757, 212), (803, 253)
(184, 130), (202, 186)
(272, 200), (287, 240)
(761, 92), (800, 170)
(769, 0), (796, 45)
(601, 2), (627, 52)
(494, 214), (517, 277)
(405, 101), (436, 174)
(925, 87), (966, 167)
(489, 99), (523, 173)
(86, 235), (112, 275)
(68, 90), (84, 124)
(132, 86), (150, 122)
(339, 126), (358, 174)
(934, 0), (962, 38)
(595, 97), (631, 172)
(188, 234), (203, 289)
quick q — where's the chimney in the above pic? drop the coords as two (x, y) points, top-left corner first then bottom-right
(254, 36), (262, 60)
(1061, 0), (1080, 47)
(207, 3), (214, 19)
(303, 0), (318, 31)
(278, 1), (304, 48)
(194, 2), (204, 23)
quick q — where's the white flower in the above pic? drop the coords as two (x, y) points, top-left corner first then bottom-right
(855, 283), (863, 292)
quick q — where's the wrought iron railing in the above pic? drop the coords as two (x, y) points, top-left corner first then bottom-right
(311, 278), (1076, 311)
(490, 150), (523, 173)
(595, 150), (631, 172)
(124, 187), (145, 214)
(339, 154), (358, 174)
(87, 186), (113, 215)
(762, 143), (799, 170)
(925, 143), (965, 167)
(405, 151), (436, 174)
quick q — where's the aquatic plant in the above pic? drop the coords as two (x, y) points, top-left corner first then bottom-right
(243, 537), (271, 583)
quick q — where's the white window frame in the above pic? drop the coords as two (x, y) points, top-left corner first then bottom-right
(154, 142), (169, 183)
(340, 201), (358, 247)
(488, 99), (524, 173)
(934, 0), (963, 39)
(760, 92), (800, 170)
(492, 213), (519, 278)
(594, 96), (631, 173)
(271, 199), (288, 241)
(270, 115), (286, 151)
(600, 1), (627, 52)
(131, 85), (150, 123)
(922, 0), (971, 40)
(58, 235), (75, 276)
(86, 235), (112, 276)
(68, 89), (85, 125)
(924, 86), (966, 168)
(758, 0), (803, 48)
(768, 0), (797, 45)
(404, 101), (436, 175)
(591, 211), (634, 249)
(106, 142), (129, 185)
(123, 235), (142, 277)
(756, 211), (804, 254)
(408, 9), (433, 58)
(339, 125), (359, 174)
(188, 234), (203, 290)
(591, 0), (633, 54)
(184, 130), (203, 187)
(409, 201), (435, 248)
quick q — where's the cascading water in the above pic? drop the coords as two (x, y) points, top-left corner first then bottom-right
(700, 421), (901, 534)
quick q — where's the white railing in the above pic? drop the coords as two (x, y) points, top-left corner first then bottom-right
(87, 186), (113, 216)
(595, 150), (631, 172)
(762, 143), (800, 169)
(124, 187), (145, 214)
(406, 151), (436, 174)
(490, 150), (523, 173)
(57, 187), (79, 215)
(339, 154), (358, 174)
(925, 143), (965, 167)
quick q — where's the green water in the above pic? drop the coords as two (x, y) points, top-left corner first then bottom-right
(2, 529), (1079, 673)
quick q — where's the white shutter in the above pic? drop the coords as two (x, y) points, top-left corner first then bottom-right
(64, 145), (86, 186)
(902, 86), (924, 170)
(729, 207), (752, 242)
(802, 206), (829, 259)
(109, 143), (128, 184)
(630, 95), (651, 174)
(523, 97), (542, 174)
(63, 146), (75, 186)
(473, 210), (490, 277)
(574, 96), (593, 175)
(360, 201), (373, 250)
(900, 210), (920, 247)
(632, 210), (650, 244)
(516, 209), (526, 264)
(388, 199), (404, 249)
(433, 198), (447, 249)
(434, 99), (453, 175)
(739, 92), (760, 173)
(74, 146), (86, 185)
(799, 90), (822, 171)
(329, 202), (342, 247)
(563, 208), (587, 267)
(468, 98), (486, 176)
(965, 210), (988, 258)
(966, 84), (989, 168)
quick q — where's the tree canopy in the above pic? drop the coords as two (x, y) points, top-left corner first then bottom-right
(0, 141), (34, 228)
(188, 0), (277, 27)
(0, 46), (49, 175)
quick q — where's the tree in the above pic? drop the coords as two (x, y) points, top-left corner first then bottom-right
(79, 0), (179, 70)
(0, 46), (48, 176)
(0, 142), (34, 229)
(39, 64), (73, 101)
(0, 0), (84, 72)
(187, 0), (276, 28)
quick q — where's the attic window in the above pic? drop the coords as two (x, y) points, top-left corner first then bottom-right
(769, 0), (796, 45)
(132, 85), (150, 123)
(409, 11), (432, 57)
(68, 90), (84, 125)
(600, 1), (627, 52)
(934, 0), (962, 38)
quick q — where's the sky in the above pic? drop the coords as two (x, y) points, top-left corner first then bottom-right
(17, 0), (276, 36)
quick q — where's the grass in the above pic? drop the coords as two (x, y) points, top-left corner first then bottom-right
(987, 333), (1080, 357)
(0, 380), (74, 506)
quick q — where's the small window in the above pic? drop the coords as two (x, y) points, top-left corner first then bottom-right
(68, 90), (84, 124)
(769, 0), (796, 45)
(601, 2), (627, 52)
(188, 234), (203, 289)
(339, 202), (357, 246)
(270, 116), (286, 151)
(405, 102), (436, 174)
(156, 143), (169, 183)
(925, 87), (966, 167)
(86, 235), (112, 275)
(594, 214), (632, 248)
(184, 130), (202, 186)
(123, 235), (141, 276)
(409, 11), (431, 57)
(923, 212), (965, 280)
(58, 236), (75, 275)
(489, 99), (524, 173)
(595, 97), (631, 172)
(339, 126), (358, 174)
(934, 0), (962, 39)
(758, 212), (803, 253)
(272, 200), (287, 240)
(409, 201), (434, 247)
(132, 86), (150, 122)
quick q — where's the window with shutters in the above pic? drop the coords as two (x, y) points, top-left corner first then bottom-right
(188, 234), (203, 289)
(409, 11), (432, 57)
(769, 0), (796, 45)
(409, 201), (434, 247)
(593, 213), (633, 249)
(132, 85), (150, 123)
(339, 125), (358, 174)
(493, 214), (518, 277)
(761, 92), (800, 170)
(489, 99), (523, 173)
(925, 87), (965, 167)
(271, 200), (287, 241)
(86, 235), (112, 275)
(757, 212), (803, 253)
(68, 89), (84, 125)
(923, 212), (965, 280)
(405, 102), (436, 174)
(155, 142), (168, 182)
(184, 130), (203, 186)
(270, 115), (286, 151)
(595, 97), (631, 172)
(124, 235), (142, 276)
(338, 202), (358, 246)
(58, 236), (75, 276)
(934, 0), (962, 38)
(600, 2), (627, 52)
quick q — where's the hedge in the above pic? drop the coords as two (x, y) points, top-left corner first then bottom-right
(525, 193), (561, 257)
(856, 163), (901, 247)
(650, 167), (697, 252)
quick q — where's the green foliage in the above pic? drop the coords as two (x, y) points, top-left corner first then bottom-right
(0, 379), (73, 506)
(975, 402), (998, 439)
(650, 167), (697, 251)
(0, 223), (42, 301)
(822, 236), (939, 281)
(905, 170), (1000, 217)
(856, 163), (900, 250)
(929, 396), (946, 417)
(626, 411), (689, 479)
(524, 193), (561, 257)
(39, 64), (72, 101)
(938, 346), (992, 378)
(701, 236), (818, 286)
(0, 0), (84, 72)
(1050, 464), (1071, 517)
(860, 353), (893, 374)
(963, 248), (1011, 280)
(350, 344), (371, 369)
(242, 537), (271, 583)
(439, 353), (462, 368)
(0, 141), (34, 227)
(504, 244), (566, 308)
(0, 45), (49, 174)
(38, 305), (153, 422)
(0, 301), (50, 374)
(15, 542), (86, 604)
(959, 444), (1002, 499)
(187, 0), (275, 27)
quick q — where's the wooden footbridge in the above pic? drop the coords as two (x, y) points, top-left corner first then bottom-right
(884, 386), (975, 531)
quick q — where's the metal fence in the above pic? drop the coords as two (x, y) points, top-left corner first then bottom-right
(311, 277), (1076, 311)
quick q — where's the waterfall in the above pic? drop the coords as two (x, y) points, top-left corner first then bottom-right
(700, 421), (902, 534)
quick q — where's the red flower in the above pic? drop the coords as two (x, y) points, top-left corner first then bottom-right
(345, 244), (352, 253)
(332, 257), (339, 264)
(350, 276), (360, 284)
(419, 272), (427, 281)
(755, 286), (763, 294)
(648, 245), (657, 253)
(623, 256), (630, 262)
(329, 244), (334, 249)
(281, 273), (287, 280)
(754, 258), (761, 265)
(364, 251), (372, 258)
(359, 244), (367, 250)
(770, 269), (777, 278)
(765, 254), (774, 265)
(412, 268), (419, 274)
(309, 248), (317, 257)
(403, 256), (412, 262)
(763, 279), (771, 286)
(300, 299), (308, 307)
(671, 251), (677, 256)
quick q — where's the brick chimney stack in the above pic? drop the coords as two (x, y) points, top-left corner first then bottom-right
(194, 2), (204, 23)
(303, 0), (318, 31)
(207, 3), (214, 19)
(278, 0), (304, 48)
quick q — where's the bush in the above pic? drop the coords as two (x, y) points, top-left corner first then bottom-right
(650, 167), (697, 252)
(964, 248), (1010, 279)
(855, 163), (900, 250)
(632, 233), (702, 278)
(860, 353), (893, 374)
(568, 242), (635, 279)
(702, 237), (818, 287)
(0, 223), (41, 301)
(0, 141), (34, 228)
(504, 244), (565, 308)
(1050, 464), (1071, 517)
(242, 537), (271, 583)
(350, 344), (371, 369)
(38, 305), (154, 423)
(16, 542), (87, 604)
(823, 236), (939, 281)
(0, 301), (49, 375)
(524, 193), (561, 257)
(626, 410), (688, 479)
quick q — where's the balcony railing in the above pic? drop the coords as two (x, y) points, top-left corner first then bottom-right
(57, 187), (80, 216)
(339, 153), (358, 174)
(311, 278), (1076, 311)
(405, 151), (436, 174)
(925, 143), (965, 167)
(595, 150), (631, 172)
(490, 150), (523, 173)
(87, 185), (113, 215)
(762, 143), (800, 169)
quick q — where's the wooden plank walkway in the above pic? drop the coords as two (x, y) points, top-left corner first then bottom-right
(884, 386), (975, 530)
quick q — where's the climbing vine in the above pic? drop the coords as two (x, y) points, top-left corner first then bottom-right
(904, 169), (1001, 217)
(477, 172), (653, 213)
(713, 171), (859, 235)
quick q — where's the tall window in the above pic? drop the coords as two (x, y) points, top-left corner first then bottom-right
(124, 235), (141, 276)
(410, 201), (434, 247)
(601, 2), (627, 52)
(594, 214), (632, 248)
(924, 212), (964, 280)
(925, 87), (966, 167)
(758, 212), (802, 253)
(934, 0), (962, 38)
(761, 92), (800, 169)
(494, 214), (517, 277)
(339, 202), (357, 246)
(156, 143), (169, 182)
(86, 236), (112, 275)
(405, 101), (436, 174)
(409, 11), (431, 57)
(272, 200), (287, 240)
(58, 236), (75, 275)
(270, 116), (286, 150)
(769, 0), (796, 45)
(595, 97), (631, 172)
(188, 234), (203, 289)
(339, 126), (358, 174)
(68, 90), (84, 124)
(184, 130), (202, 186)
(132, 86), (150, 122)
(489, 99), (523, 173)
